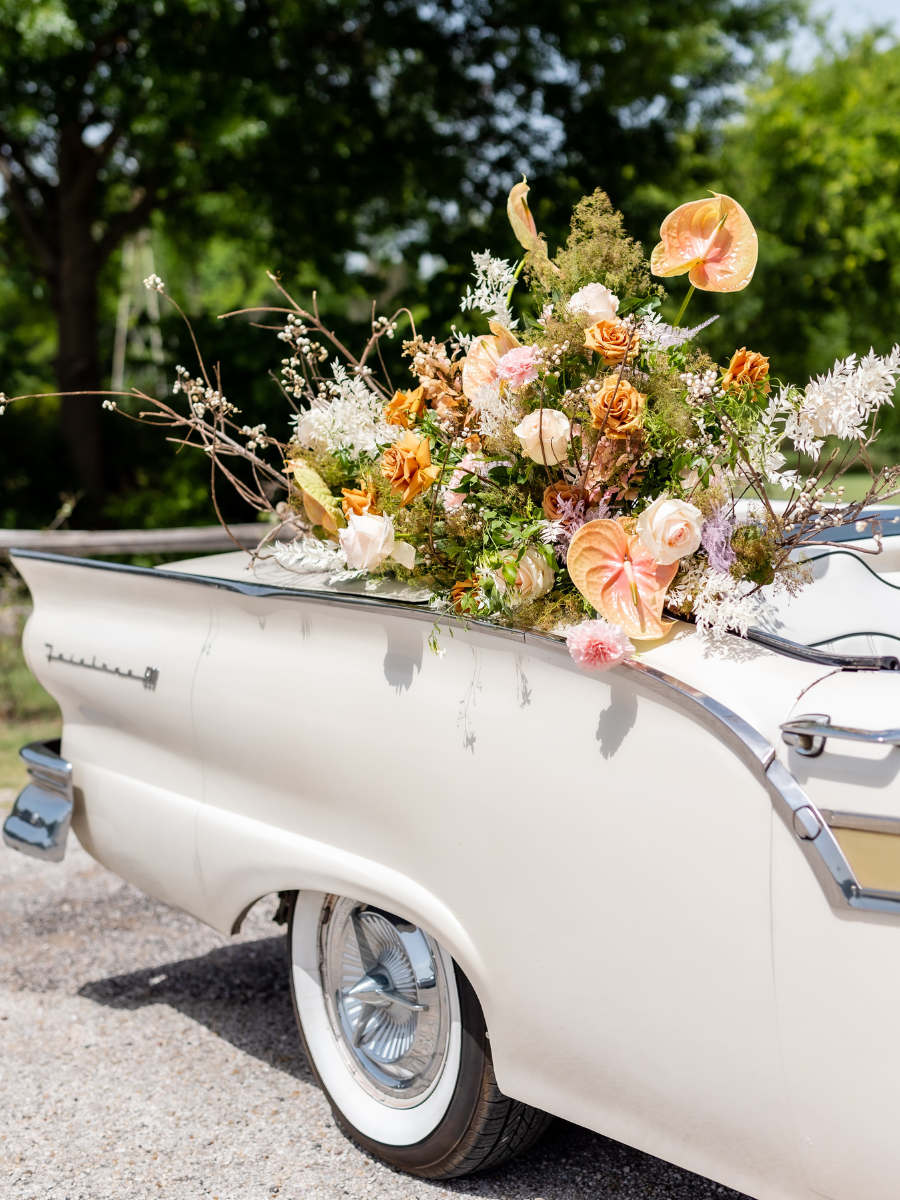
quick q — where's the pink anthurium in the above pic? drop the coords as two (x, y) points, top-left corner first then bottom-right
(566, 519), (678, 640)
(650, 193), (758, 293)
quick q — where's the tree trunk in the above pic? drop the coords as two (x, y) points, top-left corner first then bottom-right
(53, 125), (104, 512)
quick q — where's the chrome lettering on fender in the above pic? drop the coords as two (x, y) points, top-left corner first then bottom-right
(44, 643), (159, 691)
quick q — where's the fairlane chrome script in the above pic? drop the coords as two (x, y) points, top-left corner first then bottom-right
(44, 643), (159, 691)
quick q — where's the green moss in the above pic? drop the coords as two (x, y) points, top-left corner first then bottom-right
(527, 189), (663, 308)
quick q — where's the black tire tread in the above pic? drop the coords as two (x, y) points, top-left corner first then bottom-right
(420, 1047), (553, 1179)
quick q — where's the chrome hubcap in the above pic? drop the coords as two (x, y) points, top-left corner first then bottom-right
(320, 897), (452, 1105)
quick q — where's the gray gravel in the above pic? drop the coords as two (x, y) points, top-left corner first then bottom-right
(0, 837), (753, 1200)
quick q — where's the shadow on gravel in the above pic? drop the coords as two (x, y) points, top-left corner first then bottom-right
(77, 933), (314, 1083)
(78, 935), (751, 1199)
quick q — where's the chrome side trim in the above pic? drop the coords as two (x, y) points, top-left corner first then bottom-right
(2, 739), (74, 863)
(745, 626), (899, 672)
(9, 549), (526, 641)
(820, 809), (900, 836)
(13, 550), (889, 911)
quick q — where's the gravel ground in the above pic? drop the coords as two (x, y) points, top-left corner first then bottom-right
(0, 837), (753, 1200)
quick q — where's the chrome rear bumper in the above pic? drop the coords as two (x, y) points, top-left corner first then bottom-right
(2, 739), (73, 862)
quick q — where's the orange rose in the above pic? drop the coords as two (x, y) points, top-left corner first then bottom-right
(722, 347), (770, 394)
(341, 486), (378, 518)
(451, 576), (480, 612)
(584, 319), (639, 366)
(380, 431), (441, 505)
(385, 386), (426, 428)
(542, 481), (584, 526)
(589, 377), (646, 439)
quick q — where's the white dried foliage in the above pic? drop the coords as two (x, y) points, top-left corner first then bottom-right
(786, 346), (900, 457)
(272, 537), (347, 573)
(290, 360), (396, 460)
(741, 390), (800, 489)
(469, 381), (522, 450)
(638, 312), (718, 351)
(459, 251), (518, 329)
(692, 568), (771, 637)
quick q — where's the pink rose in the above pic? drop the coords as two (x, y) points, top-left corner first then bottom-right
(496, 345), (541, 390)
(565, 620), (633, 671)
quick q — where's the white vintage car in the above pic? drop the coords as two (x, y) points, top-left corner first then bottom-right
(6, 525), (900, 1200)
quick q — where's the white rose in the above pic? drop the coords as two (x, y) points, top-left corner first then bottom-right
(493, 545), (555, 606)
(339, 512), (416, 571)
(636, 495), (703, 565)
(567, 282), (620, 325)
(513, 409), (570, 466)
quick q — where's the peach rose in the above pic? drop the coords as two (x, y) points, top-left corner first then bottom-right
(635, 495), (702, 565)
(567, 282), (619, 325)
(492, 545), (555, 606)
(722, 347), (770, 394)
(588, 377), (646, 440)
(380, 430), (441, 505)
(513, 408), (571, 466)
(584, 318), (640, 366)
(385, 386), (426, 427)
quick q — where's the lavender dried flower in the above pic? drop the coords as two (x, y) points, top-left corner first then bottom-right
(701, 506), (736, 573)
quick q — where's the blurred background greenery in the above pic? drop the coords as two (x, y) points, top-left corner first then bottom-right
(6, 0), (900, 535)
(2, 1), (900, 789)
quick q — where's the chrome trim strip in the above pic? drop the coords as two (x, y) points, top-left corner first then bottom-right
(14, 550), (894, 912)
(745, 627), (899, 672)
(820, 810), (900, 836)
(9, 549), (526, 641)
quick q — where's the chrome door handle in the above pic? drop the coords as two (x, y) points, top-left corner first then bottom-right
(781, 713), (900, 758)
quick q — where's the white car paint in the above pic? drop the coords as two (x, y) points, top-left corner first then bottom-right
(11, 541), (900, 1200)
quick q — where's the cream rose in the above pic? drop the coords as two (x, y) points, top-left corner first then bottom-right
(513, 408), (570, 466)
(339, 511), (416, 570)
(493, 546), (555, 606)
(636, 496), (703, 566)
(567, 282), (620, 325)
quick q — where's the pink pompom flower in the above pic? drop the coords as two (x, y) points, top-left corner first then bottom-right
(565, 619), (633, 671)
(496, 345), (541, 390)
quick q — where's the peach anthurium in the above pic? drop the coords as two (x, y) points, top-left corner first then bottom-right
(507, 178), (539, 251)
(650, 193), (758, 293)
(461, 320), (521, 400)
(566, 519), (678, 640)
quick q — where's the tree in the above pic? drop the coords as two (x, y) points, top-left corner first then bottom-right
(0, 0), (801, 523)
(704, 34), (900, 400)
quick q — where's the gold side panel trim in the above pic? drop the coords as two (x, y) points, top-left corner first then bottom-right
(831, 827), (900, 895)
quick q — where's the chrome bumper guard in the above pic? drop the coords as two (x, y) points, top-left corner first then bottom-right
(2, 739), (74, 862)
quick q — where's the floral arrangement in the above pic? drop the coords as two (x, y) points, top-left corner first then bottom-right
(6, 183), (900, 669)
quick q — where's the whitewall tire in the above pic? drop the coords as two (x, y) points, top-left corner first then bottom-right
(286, 891), (551, 1178)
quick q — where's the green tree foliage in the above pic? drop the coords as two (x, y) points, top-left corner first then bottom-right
(696, 34), (900, 409)
(0, 0), (801, 528)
